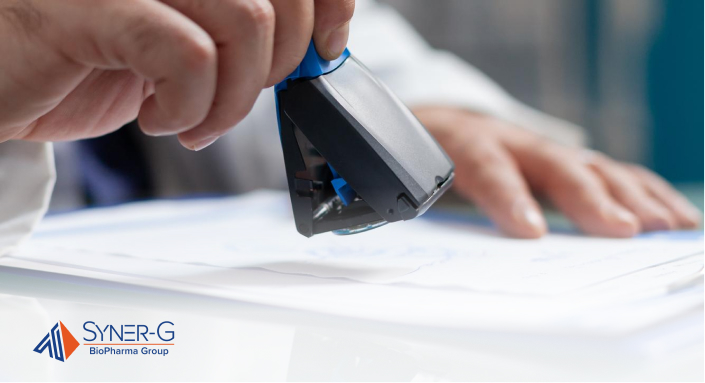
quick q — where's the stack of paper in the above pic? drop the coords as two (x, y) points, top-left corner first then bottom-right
(2, 191), (702, 334)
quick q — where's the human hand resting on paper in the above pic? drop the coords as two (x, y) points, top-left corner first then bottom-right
(414, 107), (702, 238)
(0, 0), (354, 150)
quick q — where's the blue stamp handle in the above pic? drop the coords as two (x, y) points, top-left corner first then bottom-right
(274, 40), (350, 92)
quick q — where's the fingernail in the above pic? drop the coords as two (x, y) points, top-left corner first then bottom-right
(682, 205), (702, 225)
(688, 213), (702, 226)
(326, 24), (349, 59)
(607, 206), (640, 236)
(642, 204), (677, 231)
(643, 217), (672, 232)
(142, 126), (175, 137)
(192, 136), (218, 151)
(523, 207), (545, 229)
(512, 200), (547, 233)
(613, 208), (637, 224)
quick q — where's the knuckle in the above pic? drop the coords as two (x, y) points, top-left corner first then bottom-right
(465, 143), (506, 170)
(540, 158), (582, 190)
(128, 19), (165, 59)
(587, 151), (615, 170)
(177, 34), (217, 73)
(237, 0), (275, 29)
(127, 14), (216, 74)
(533, 138), (563, 158)
(625, 163), (651, 178)
(559, 176), (601, 209)
(460, 144), (511, 189)
(539, 149), (573, 174)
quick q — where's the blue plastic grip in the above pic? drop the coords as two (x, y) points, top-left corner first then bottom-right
(329, 166), (356, 206)
(274, 41), (350, 92)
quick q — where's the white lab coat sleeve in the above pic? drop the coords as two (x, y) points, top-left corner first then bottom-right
(348, 0), (587, 147)
(0, 141), (55, 256)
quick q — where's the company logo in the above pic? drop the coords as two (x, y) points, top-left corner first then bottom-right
(82, 320), (174, 356)
(32, 320), (174, 361)
(33, 321), (80, 362)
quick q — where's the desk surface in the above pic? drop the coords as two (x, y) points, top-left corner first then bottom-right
(1, 185), (703, 381)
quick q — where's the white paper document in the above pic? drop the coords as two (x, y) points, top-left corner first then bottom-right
(2, 191), (703, 334)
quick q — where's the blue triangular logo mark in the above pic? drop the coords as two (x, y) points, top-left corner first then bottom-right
(33, 323), (65, 362)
